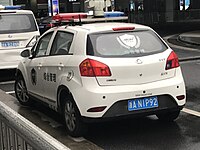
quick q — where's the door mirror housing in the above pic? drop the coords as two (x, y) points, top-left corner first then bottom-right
(21, 49), (31, 58)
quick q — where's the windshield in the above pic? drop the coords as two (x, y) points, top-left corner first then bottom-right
(87, 30), (168, 57)
(0, 14), (37, 34)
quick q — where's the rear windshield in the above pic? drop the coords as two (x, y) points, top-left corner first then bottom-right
(0, 14), (37, 34)
(87, 30), (168, 57)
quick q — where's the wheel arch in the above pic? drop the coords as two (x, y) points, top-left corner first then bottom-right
(15, 69), (23, 78)
(57, 85), (79, 115)
(15, 68), (29, 87)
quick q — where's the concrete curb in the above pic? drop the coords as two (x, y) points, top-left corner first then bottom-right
(163, 36), (200, 52)
(179, 56), (200, 62)
(178, 31), (200, 46)
(163, 34), (200, 62)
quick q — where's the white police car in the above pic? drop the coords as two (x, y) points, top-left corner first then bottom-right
(0, 6), (40, 69)
(15, 20), (186, 137)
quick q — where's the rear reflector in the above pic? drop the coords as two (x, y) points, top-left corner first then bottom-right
(87, 106), (107, 112)
(79, 58), (111, 77)
(112, 27), (135, 31)
(165, 51), (180, 70)
(176, 95), (185, 100)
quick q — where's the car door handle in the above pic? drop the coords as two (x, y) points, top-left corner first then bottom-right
(37, 63), (42, 69)
(58, 63), (64, 70)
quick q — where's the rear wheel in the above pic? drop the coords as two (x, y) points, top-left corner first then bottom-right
(62, 95), (87, 137)
(15, 74), (32, 106)
(156, 110), (180, 122)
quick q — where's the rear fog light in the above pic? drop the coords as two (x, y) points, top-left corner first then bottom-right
(176, 95), (185, 100)
(87, 106), (107, 112)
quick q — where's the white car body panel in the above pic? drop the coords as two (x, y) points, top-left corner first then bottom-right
(17, 22), (186, 119)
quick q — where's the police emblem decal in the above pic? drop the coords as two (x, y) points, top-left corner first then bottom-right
(31, 68), (37, 85)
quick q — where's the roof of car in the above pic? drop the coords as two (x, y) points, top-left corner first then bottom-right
(0, 9), (33, 14)
(56, 22), (151, 33)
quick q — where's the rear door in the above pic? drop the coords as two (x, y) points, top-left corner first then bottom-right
(42, 30), (75, 104)
(87, 30), (175, 86)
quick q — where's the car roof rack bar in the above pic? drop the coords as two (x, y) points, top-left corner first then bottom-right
(52, 16), (128, 27)
(73, 16), (128, 23)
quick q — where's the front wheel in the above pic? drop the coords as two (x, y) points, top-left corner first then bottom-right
(156, 110), (180, 122)
(63, 97), (87, 137)
(15, 74), (32, 106)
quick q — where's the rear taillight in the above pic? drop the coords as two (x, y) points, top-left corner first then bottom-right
(165, 51), (180, 70)
(79, 59), (111, 77)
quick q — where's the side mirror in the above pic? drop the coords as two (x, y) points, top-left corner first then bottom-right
(21, 49), (31, 58)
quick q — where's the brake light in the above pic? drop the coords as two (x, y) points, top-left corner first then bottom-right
(165, 51), (180, 70)
(79, 59), (111, 77)
(112, 27), (135, 31)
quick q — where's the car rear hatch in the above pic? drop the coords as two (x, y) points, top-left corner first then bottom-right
(0, 33), (38, 50)
(85, 29), (178, 86)
(0, 12), (39, 50)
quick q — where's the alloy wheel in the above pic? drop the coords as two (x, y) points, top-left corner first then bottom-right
(16, 78), (29, 103)
(64, 101), (76, 132)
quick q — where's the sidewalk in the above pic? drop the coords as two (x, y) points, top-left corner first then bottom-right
(178, 30), (200, 46)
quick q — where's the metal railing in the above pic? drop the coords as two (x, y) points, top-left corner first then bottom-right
(0, 101), (70, 150)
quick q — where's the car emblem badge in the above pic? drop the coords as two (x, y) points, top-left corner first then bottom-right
(8, 35), (12, 38)
(136, 59), (142, 64)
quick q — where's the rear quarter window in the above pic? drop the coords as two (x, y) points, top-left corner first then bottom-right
(87, 30), (168, 57)
(0, 14), (37, 34)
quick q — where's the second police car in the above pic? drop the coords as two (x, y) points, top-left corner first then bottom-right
(0, 6), (40, 69)
(15, 15), (186, 137)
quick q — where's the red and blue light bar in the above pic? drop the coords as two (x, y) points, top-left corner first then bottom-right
(52, 13), (88, 21)
(0, 5), (22, 10)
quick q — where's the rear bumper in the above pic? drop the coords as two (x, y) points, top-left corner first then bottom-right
(103, 94), (182, 118)
(0, 62), (19, 69)
(72, 71), (186, 118)
(0, 48), (24, 69)
(82, 105), (184, 123)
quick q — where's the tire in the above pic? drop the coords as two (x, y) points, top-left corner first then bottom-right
(156, 110), (180, 122)
(62, 96), (87, 137)
(15, 74), (32, 106)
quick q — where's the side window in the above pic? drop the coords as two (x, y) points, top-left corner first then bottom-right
(50, 31), (74, 55)
(34, 32), (53, 57)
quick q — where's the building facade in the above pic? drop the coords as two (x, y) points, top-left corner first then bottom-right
(12, 0), (200, 25)
(13, 0), (85, 17)
(115, 0), (200, 25)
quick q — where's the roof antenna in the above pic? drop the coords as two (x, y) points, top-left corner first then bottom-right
(79, 14), (82, 26)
